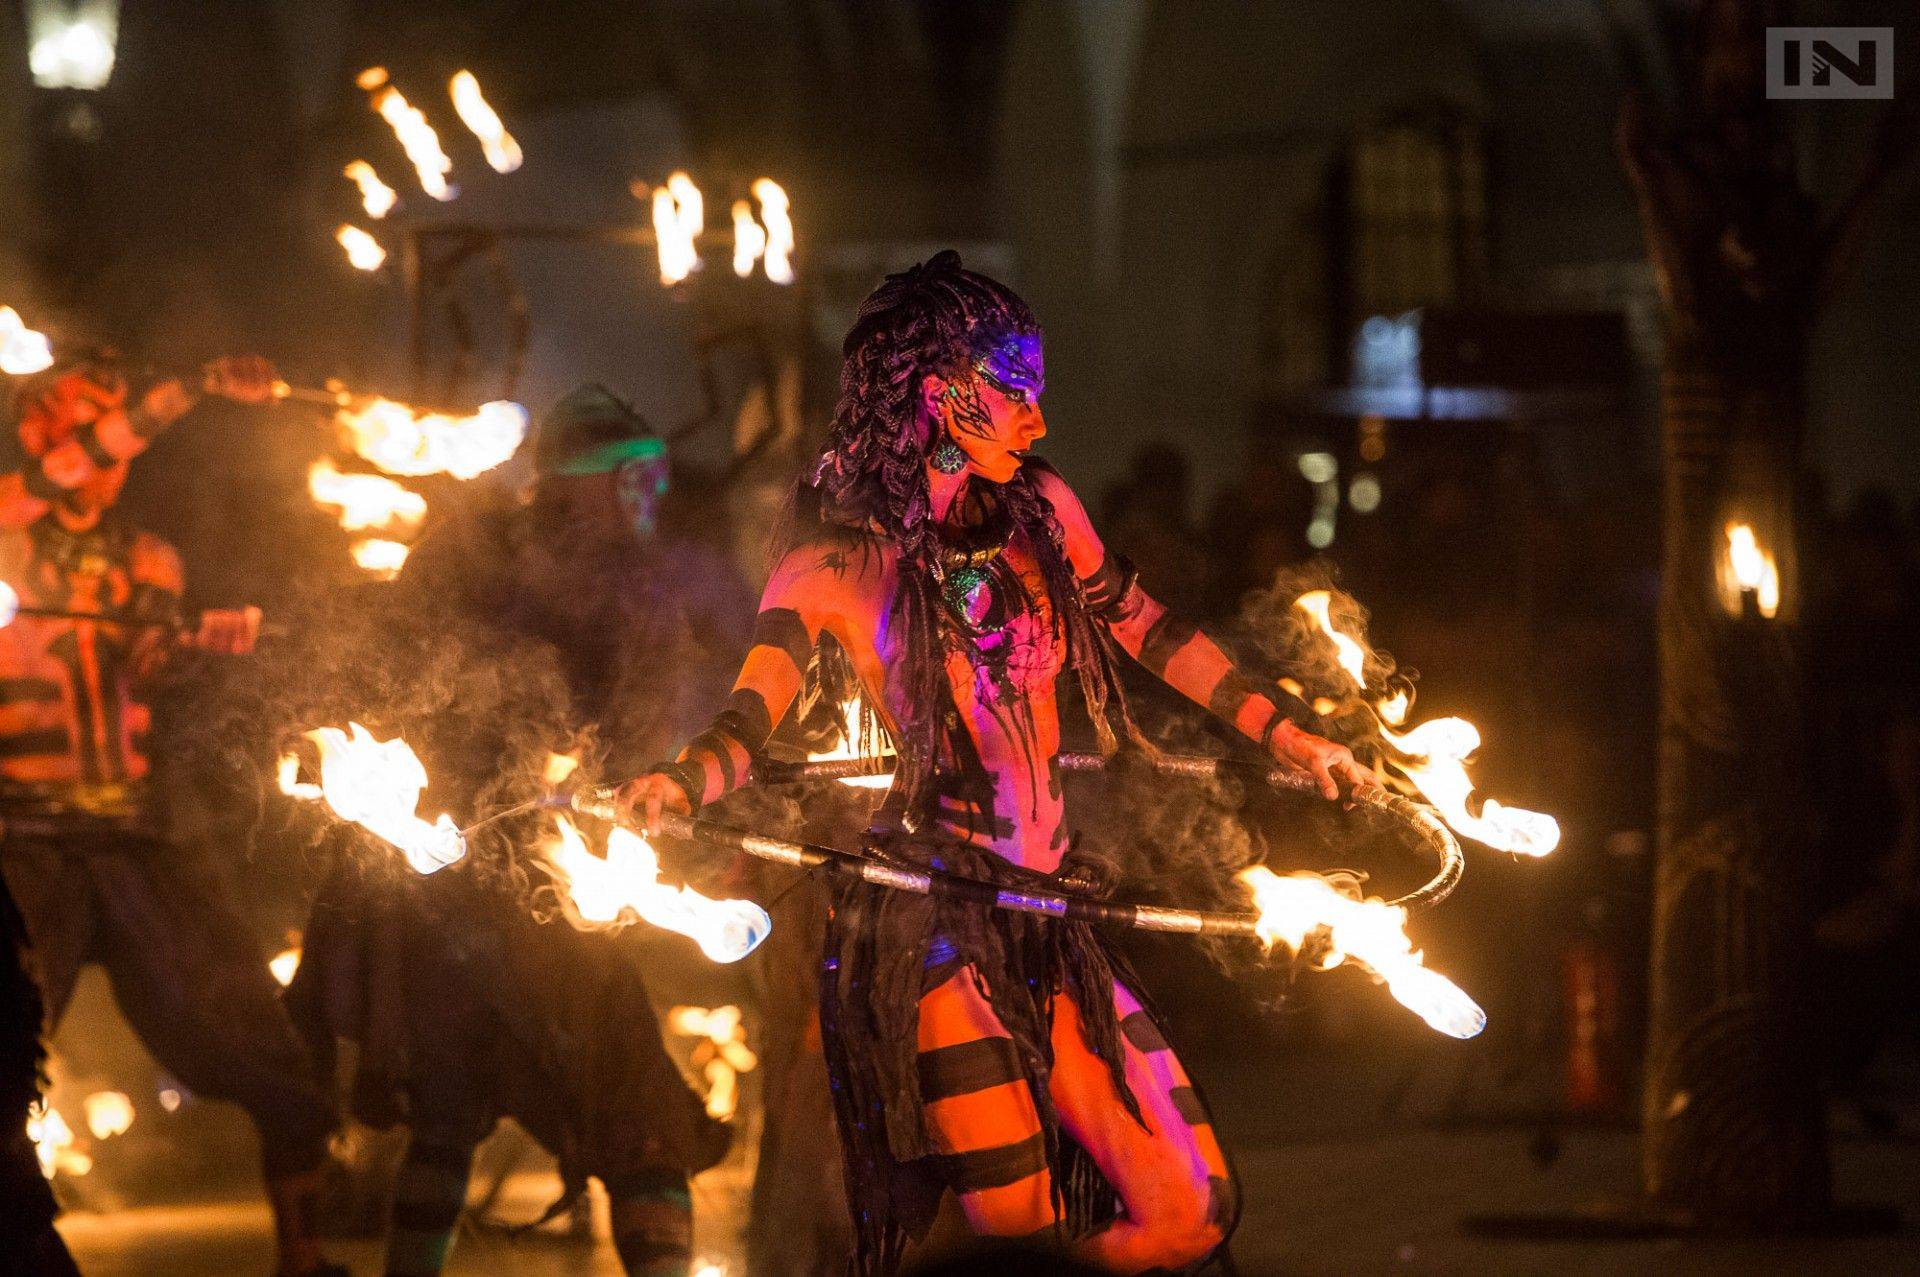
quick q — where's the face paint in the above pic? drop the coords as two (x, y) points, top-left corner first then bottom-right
(615, 455), (670, 539)
(938, 332), (1046, 485)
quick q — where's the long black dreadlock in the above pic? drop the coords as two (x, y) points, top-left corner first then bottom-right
(795, 250), (1138, 821)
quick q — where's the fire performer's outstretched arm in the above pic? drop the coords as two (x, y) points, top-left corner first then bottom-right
(0, 357), (277, 529)
(1028, 460), (1375, 802)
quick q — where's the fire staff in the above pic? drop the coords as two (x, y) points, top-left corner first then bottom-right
(0, 360), (343, 1277)
(622, 253), (1376, 1274)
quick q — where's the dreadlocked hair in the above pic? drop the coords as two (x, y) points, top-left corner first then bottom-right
(794, 250), (1139, 820)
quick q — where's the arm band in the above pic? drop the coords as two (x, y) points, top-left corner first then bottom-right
(1080, 551), (1145, 625)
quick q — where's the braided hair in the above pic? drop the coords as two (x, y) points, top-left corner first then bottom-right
(796, 251), (1137, 819)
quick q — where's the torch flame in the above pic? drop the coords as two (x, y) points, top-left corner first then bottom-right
(1293, 592), (1560, 857)
(334, 398), (527, 480)
(1238, 866), (1485, 1039)
(349, 538), (410, 579)
(309, 459), (427, 534)
(277, 751), (323, 800)
(1722, 522), (1780, 619)
(1, 306), (54, 375)
(343, 161), (398, 219)
(449, 71), (522, 174)
(269, 946), (302, 987)
(83, 1091), (134, 1141)
(291, 723), (465, 874)
(807, 698), (895, 789)
(372, 85), (455, 201)
(540, 816), (770, 963)
(731, 199), (767, 278)
(356, 66), (389, 92)
(336, 224), (387, 272)
(650, 171), (703, 285)
(751, 179), (795, 285)
(27, 1103), (89, 1179)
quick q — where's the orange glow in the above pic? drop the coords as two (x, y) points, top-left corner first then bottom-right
(649, 171), (703, 285)
(348, 537), (410, 579)
(668, 1004), (758, 1120)
(268, 946), (302, 987)
(309, 459), (426, 534)
(731, 199), (766, 278)
(83, 1091), (134, 1141)
(27, 1103), (89, 1179)
(355, 66), (389, 92)
(449, 71), (522, 173)
(751, 178), (794, 284)
(1238, 866), (1484, 1038)
(1721, 522), (1780, 619)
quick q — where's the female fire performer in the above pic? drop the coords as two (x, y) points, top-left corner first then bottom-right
(623, 252), (1374, 1273)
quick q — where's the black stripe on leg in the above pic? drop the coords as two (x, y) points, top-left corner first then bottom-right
(750, 607), (813, 672)
(939, 1131), (1047, 1193)
(918, 1036), (1024, 1101)
(1120, 1011), (1170, 1054)
(1138, 612), (1199, 676)
(1168, 1085), (1208, 1125)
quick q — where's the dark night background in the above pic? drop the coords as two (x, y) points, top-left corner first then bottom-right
(4, 2), (1920, 1273)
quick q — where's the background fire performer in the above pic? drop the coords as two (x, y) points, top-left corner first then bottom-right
(288, 385), (749, 1277)
(623, 253), (1377, 1273)
(0, 361), (343, 1277)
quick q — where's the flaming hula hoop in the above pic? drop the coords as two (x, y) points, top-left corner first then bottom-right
(570, 750), (1464, 935)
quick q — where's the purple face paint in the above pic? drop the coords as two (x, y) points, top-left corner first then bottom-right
(974, 333), (1045, 403)
(615, 455), (670, 539)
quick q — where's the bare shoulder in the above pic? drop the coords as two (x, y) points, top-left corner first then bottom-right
(768, 523), (896, 620)
(1019, 456), (1104, 570)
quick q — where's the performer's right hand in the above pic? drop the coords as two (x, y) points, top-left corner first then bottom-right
(617, 771), (692, 836)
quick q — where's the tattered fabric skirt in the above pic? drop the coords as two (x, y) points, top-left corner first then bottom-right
(819, 828), (1164, 1274)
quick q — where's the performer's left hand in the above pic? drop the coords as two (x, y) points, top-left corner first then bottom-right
(190, 606), (262, 655)
(1271, 721), (1378, 806)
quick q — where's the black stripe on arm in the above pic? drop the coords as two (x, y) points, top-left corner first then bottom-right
(23, 463), (65, 501)
(684, 730), (739, 792)
(918, 1036), (1024, 1101)
(75, 424), (120, 471)
(1168, 1085), (1209, 1125)
(0, 728), (72, 758)
(1120, 1010), (1170, 1053)
(1137, 612), (1199, 676)
(0, 678), (63, 701)
(716, 687), (774, 750)
(750, 607), (813, 673)
(1205, 668), (1263, 725)
(937, 1131), (1048, 1194)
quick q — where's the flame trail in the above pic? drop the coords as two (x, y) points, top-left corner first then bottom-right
(752, 178), (795, 284)
(372, 85), (455, 200)
(343, 160), (398, 219)
(449, 71), (522, 173)
(650, 171), (703, 285)
(1, 306), (54, 375)
(334, 398), (527, 480)
(1292, 590), (1560, 857)
(1238, 866), (1484, 1038)
(308, 459), (426, 534)
(336, 224), (387, 271)
(540, 815), (770, 963)
(282, 723), (465, 873)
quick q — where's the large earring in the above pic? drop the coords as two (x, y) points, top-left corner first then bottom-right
(930, 434), (967, 475)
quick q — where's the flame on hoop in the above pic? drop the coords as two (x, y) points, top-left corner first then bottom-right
(449, 71), (522, 174)
(1721, 522), (1780, 619)
(284, 723), (465, 874)
(334, 398), (527, 480)
(343, 161), (398, 219)
(1, 306), (54, 375)
(731, 200), (767, 278)
(751, 179), (795, 284)
(540, 816), (770, 963)
(372, 85), (455, 201)
(336, 224), (386, 272)
(1238, 866), (1484, 1038)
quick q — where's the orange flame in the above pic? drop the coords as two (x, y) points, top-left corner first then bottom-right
(449, 71), (522, 174)
(1238, 866), (1484, 1038)
(807, 698), (895, 789)
(649, 171), (703, 285)
(27, 1103), (89, 1179)
(309, 459), (427, 534)
(0, 306), (54, 375)
(751, 178), (795, 284)
(668, 1005), (758, 1120)
(288, 723), (465, 874)
(1721, 522), (1780, 619)
(1293, 592), (1560, 857)
(540, 816), (770, 963)
(731, 199), (766, 278)
(83, 1091), (134, 1141)
(343, 160), (398, 219)
(349, 537), (410, 579)
(268, 946), (302, 987)
(334, 398), (527, 480)
(336, 224), (386, 271)
(373, 85), (455, 200)
(355, 66), (389, 92)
